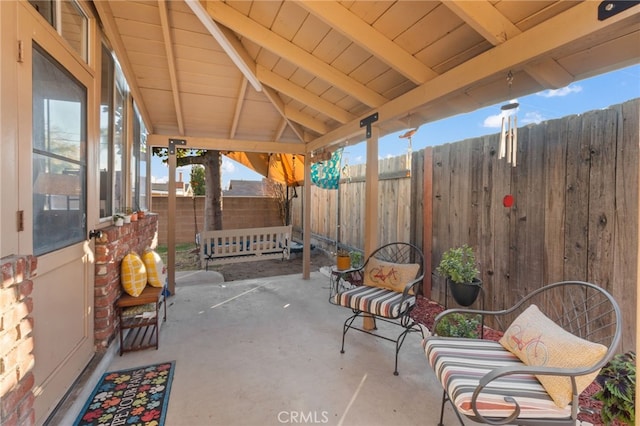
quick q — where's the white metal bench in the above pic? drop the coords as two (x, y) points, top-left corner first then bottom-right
(198, 225), (292, 270)
(424, 281), (622, 425)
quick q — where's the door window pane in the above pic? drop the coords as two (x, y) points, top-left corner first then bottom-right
(32, 45), (87, 255)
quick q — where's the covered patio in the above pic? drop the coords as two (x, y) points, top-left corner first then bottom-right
(51, 270), (471, 426)
(1, 1), (637, 425)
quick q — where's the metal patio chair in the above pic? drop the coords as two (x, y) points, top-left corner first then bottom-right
(330, 242), (425, 375)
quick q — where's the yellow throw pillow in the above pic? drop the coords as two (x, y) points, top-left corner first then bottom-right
(363, 257), (420, 293)
(142, 249), (167, 288)
(499, 304), (607, 408)
(121, 252), (147, 297)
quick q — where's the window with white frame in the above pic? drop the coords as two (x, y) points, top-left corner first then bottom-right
(132, 103), (148, 212)
(99, 45), (147, 219)
(99, 45), (114, 218)
(99, 46), (125, 218)
(28, 0), (88, 62)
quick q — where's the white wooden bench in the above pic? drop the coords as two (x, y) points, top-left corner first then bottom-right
(199, 225), (292, 270)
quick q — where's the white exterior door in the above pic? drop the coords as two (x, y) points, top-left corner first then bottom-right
(16, 4), (96, 423)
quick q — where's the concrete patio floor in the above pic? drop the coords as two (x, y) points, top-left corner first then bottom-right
(54, 270), (478, 426)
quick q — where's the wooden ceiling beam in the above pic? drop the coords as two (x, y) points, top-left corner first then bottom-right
(298, 1), (436, 85)
(524, 59), (575, 89)
(185, 0), (262, 92)
(229, 78), (247, 139)
(444, 0), (520, 44)
(274, 119), (288, 142)
(147, 134), (306, 154)
(203, 0), (387, 107)
(307, 1), (639, 152)
(186, 0), (313, 143)
(257, 65), (355, 124)
(444, 0), (574, 89)
(94, 1), (154, 133)
(284, 106), (328, 135)
(158, 0), (185, 135)
(261, 85), (307, 142)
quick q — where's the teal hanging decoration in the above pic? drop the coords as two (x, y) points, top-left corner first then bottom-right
(311, 148), (343, 190)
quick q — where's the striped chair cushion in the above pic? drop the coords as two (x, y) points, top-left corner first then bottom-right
(423, 338), (572, 419)
(331, 285), (415, 318)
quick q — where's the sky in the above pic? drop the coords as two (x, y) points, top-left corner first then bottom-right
(151, 64), (640, 189)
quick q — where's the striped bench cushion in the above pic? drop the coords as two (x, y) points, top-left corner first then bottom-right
(423, 338), (572, 419)
(331, 285), (415, 318)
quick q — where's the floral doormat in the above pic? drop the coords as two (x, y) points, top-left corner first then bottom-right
(74, 361), (175, 426)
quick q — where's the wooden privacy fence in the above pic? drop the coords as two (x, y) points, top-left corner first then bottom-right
(292, 155), (422, 253)
(292, 99), (637, 352)
(431, 100), (638, 352)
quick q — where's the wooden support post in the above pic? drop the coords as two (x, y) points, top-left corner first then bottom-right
(423, 147), (433, 298)
(636, 128), (639, 412)
(303, 152), (312, 279)
(363, 126), (379, 330)
(166, 138), (186, 296)
(167, 152), (176, 296)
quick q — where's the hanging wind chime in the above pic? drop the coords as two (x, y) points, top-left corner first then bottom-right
(499, 71), (519, 167)
(399, 116), (418, 175)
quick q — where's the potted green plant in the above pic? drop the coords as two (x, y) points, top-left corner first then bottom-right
(113, 213), (125, 227)
(121, 208), (132, 223)
(435, 312), (480, 338)
(436, 244), (482, 307)
(126, 207), (138, 222)
(592, 351), (636, 425)
(349, 250), (363, 269)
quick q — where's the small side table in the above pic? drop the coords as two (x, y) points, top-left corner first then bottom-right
(116, 286), (167, 356)
(329, 265), (363, 299)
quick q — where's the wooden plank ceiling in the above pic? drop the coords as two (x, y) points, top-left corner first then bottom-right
(95, 0), (640, 161)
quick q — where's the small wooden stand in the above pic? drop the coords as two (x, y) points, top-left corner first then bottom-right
(116, 286), (167, 355)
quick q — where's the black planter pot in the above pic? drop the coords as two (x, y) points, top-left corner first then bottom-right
(448, 278), (482, 307)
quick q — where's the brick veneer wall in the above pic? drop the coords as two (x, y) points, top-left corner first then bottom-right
(152, 196), (282, 245)
(0, 255), (37, 426)
(94, 213), (159, 351)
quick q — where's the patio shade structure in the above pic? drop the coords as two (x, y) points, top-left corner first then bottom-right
(224, 152), (305, 187)
(110, 0), (640, 284)
(106, 1), (640, 156)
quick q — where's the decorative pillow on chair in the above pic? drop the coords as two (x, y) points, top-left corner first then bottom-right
(121, 252), (147, 297)
(363, 257), (420, 294)
(499, 304), (607, 408)
(142, 249), (167, 288)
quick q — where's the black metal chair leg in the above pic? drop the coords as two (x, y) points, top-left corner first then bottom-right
(340, 312), (359, 354)
(438, 390), (447, 426)
(392, 321), (423, 376)
(439, 389), (467, 426)
(393, 348), (399, 376)
(393, 328), (409, 375)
